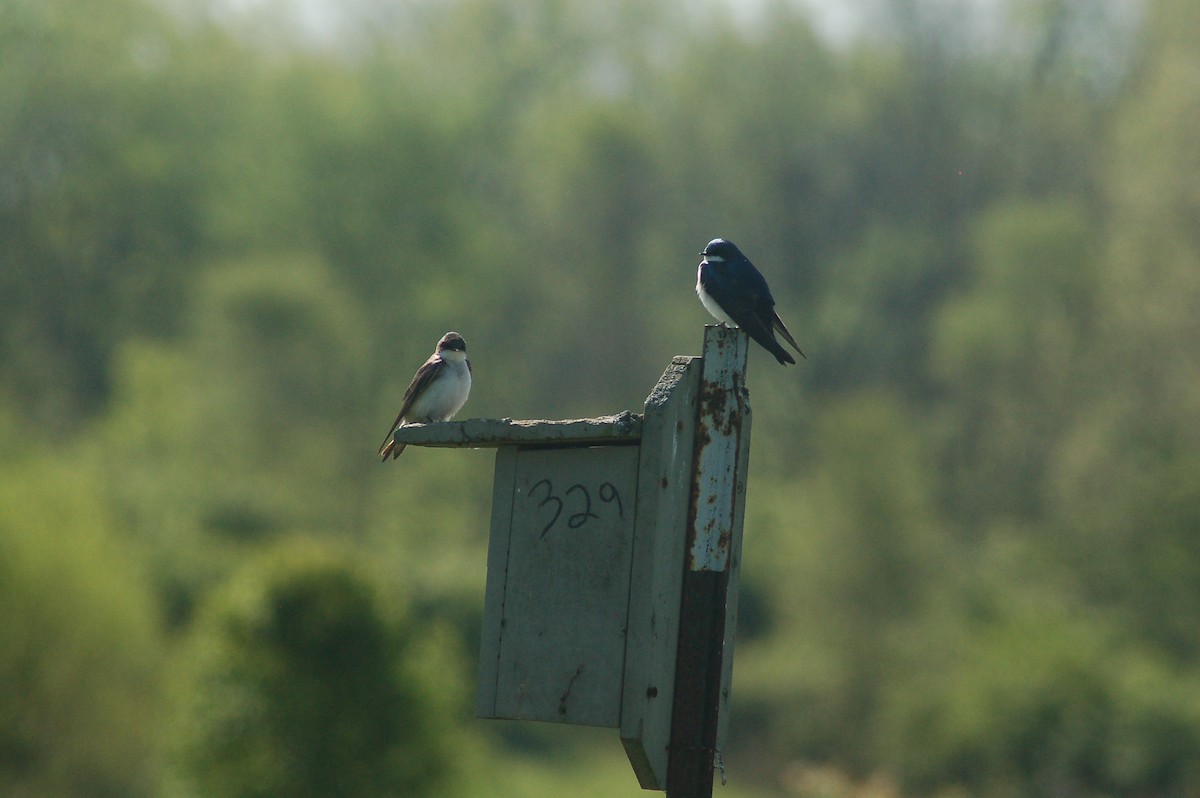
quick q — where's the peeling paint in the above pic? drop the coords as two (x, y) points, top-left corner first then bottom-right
(684, 326), (749, 573)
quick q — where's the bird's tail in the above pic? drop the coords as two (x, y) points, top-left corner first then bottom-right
(743, 325), (796, 365)
(378, 433), (406, 461)
(773, 313), (806, 360)
(769, 342), (797, 366)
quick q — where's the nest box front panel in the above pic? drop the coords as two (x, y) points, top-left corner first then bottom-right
(479, 444), (639, 727)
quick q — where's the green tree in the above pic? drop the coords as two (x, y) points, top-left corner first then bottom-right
(100, 256), (377, 621)
(735, 394), (948, 770)
(1048, 0), (1200, 659)
(173, 541), (461, 798)
(931, 198), (1099, 523)
(879, 549), (1200, 795)
(0, 0), (231, 427)
(0, 448), (164, 797)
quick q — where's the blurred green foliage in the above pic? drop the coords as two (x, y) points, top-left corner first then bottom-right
(171, 541), (459, 797)
(0, 453), (163, 797)
(1, 0), (1198, 795)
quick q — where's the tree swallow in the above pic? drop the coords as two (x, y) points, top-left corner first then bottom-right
(377, 331), (472, 460)
(696, 238), (805, 365)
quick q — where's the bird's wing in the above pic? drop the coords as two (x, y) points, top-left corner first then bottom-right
(705, 267), (795, 365)
(377, 355), (445, 455)
(771, 311), (806, 359)
(701, 264), (756, 324)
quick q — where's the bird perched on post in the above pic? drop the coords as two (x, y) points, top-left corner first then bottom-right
(696, 238), (805, 365)
(377, 331), (472, 460)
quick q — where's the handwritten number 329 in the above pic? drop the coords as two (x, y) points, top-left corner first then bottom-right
(529, 479), (623, 538)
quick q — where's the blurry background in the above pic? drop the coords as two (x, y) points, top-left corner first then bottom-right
(2, 0), (1199, 795)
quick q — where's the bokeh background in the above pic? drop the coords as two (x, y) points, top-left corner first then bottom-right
(3, 0), (1199, 795)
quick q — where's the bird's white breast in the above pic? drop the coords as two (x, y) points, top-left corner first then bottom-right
(409, 356), (472, 422)
(696, 263), (736, 326)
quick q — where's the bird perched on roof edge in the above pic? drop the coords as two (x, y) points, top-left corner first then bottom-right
(696, 238), (805, 365)
(378, 331), (472, 460)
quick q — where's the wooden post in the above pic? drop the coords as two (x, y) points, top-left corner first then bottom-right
(621, 356), (703, 787)
(666, 325), (751, 798)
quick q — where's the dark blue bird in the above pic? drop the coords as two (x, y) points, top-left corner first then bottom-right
(696, 238), (805, 365)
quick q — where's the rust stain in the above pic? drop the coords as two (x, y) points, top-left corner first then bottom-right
(697, 378), (746, 437)
(685, 351), (749, 570)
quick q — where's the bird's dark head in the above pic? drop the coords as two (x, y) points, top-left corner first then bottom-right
(437, 332), (467, 354)
(700, 238), (740, 263)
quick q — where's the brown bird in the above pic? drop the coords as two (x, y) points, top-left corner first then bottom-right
(378, 331), (472, 460)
